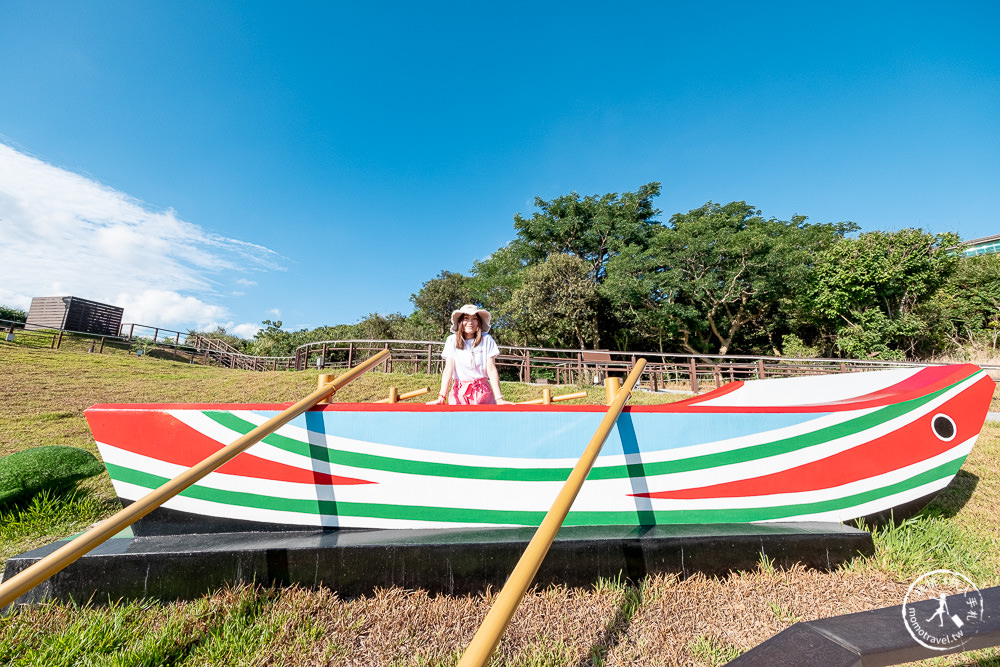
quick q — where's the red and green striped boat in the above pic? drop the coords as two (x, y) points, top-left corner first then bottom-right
(85, 364), (994, 535)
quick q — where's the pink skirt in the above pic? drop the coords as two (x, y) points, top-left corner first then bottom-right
(449, 377), (496, 405)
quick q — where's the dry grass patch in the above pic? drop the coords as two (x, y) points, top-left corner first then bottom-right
(257, 583), (627, 666)
(609, 566), (919, 666)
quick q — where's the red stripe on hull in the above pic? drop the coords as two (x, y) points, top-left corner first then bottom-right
(86, 409), (374, 486)
(633, 374), (993, 500)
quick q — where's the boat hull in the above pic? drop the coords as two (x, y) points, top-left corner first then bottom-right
(84, 364), (995, 534)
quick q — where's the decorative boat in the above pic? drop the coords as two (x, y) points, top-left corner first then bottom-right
(84, 364), (995, 535)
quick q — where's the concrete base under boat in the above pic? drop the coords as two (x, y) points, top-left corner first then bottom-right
(3, 523), (872, 607)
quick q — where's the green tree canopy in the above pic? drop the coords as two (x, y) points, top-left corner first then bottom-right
(410, 271), (476, 337)
(936, 253), (1000, 352)
(606, 201), (853, 355)
(499, 253), (600, 349)
(0, 305), (27, 322)
(801, 228), (959, 359)
(511, 182), (662, 284)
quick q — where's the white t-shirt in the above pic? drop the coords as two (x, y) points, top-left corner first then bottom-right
(442, 333), (499, 382)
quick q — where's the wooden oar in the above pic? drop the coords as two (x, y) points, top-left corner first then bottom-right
(516, 390), (588, 405)
(375, 387), (431, 403)
(0, 349), (391, 610)
(458, 358), (647, 667)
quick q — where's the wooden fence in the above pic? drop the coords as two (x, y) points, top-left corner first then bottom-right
(290, 339), (996, 392)
(0, 319), (292, 370)
(7, 322), (996, 390)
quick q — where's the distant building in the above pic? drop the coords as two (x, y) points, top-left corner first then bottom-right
(26, 296), (124, 336)
(960, 234), (1000, 257)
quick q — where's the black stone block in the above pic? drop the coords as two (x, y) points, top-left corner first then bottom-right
(2, 522), (872, 608)
(727, 585), (1000, 666)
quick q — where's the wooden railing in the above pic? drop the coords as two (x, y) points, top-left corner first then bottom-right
(291, 339), (1000, 391)
(1, 319), (293, 370)
(184, 334), (294, 371)
(9, 321), (996, 387)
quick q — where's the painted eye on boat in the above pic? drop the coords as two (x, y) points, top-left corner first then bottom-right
(931, 414), (956, 441)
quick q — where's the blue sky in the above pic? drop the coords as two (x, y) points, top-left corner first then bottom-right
(1, 2), (997, 338)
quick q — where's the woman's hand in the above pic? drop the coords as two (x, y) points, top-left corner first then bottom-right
(495, 397), (512, 405)
(426, 395), (446, 405)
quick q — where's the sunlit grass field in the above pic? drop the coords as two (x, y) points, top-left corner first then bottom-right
(2, 343), (999, 665)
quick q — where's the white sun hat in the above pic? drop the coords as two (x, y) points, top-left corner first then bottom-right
(450, 304), (492, 334)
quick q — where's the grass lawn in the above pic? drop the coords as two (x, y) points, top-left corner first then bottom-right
(1, 343), (999, 665)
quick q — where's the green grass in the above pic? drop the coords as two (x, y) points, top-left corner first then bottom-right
(0, 583), (292, 667)
(0, 445), (104, 505)
(1, 344), (999, 665)
(687, 634), (742, 666)
(861, 513), (997, 584)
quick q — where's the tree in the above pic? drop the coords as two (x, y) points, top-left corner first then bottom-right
(512, 182), (662, 284)
(0, 305), (27, 322)
(500, 254), (600, 349)
(802, 228), (959, 359)
(606, 201), (853, 355)
(474, 183), (663, 346)
(929, 253), (1000, 354)
(410, 271), (476, 337)
(247, 319), (303, 357)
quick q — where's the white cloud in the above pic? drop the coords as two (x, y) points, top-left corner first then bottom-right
(230, 322), (262, 339)
(267, 308), (281, 317)
(236, 278), (257, 287)
(114, 289), (230, 330)
(0, 143), (282, 330)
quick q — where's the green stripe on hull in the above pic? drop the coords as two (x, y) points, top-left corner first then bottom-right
(105, 456), (963, 525)
(202, 382), (951, 482)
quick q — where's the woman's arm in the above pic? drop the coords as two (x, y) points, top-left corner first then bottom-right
(486, 357), (511, 404)
(426, 357), (456, 405)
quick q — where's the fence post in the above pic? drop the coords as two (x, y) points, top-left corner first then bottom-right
(713, 365), (721, 389)
(348, 342), (354, 368)
(757, 359), (766, 379)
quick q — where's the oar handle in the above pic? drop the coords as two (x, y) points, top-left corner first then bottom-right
(0, 349), (391, 610)
(374, 387), (431, 403)
(458, 359), (647, 667)
(516, 391), (588, 405)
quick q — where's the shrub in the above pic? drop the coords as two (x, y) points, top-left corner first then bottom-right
(0, 446), (105, 506)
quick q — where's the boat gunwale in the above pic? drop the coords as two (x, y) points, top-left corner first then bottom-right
(83, 365), (990, 415)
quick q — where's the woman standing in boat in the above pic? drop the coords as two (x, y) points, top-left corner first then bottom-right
(426, 304), (510, 405)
